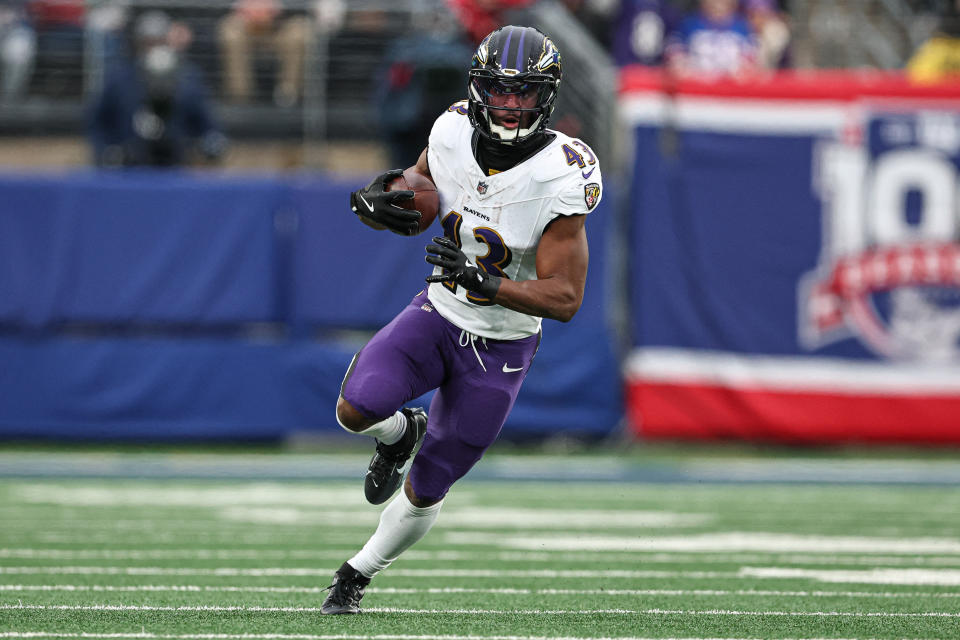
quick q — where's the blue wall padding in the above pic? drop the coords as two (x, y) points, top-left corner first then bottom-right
(0, 172), (286, 327)
(0, 336), (355, 440)
(288, 179), (436, 329)
(0, 171), (621, 440)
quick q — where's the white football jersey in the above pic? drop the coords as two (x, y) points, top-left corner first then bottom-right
(426, 102), (603, 340)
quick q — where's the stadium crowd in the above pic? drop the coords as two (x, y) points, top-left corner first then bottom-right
(0, 0), (957, 168)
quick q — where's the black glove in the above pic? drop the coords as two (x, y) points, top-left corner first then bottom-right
(350, 169), (421, 236)
(425, 236), (501, 299)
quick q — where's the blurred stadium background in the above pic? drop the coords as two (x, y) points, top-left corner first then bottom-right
(4, 3), (960, 639)
(2, 0), (960, 447)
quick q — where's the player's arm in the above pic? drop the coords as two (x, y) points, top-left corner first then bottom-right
(425, 214), (588, 323)
(411, 147), (432, 180)
(494, 214), (587, 322)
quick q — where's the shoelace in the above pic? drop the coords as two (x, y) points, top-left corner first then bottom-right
(371, 441), (406, 469)
(325, 575), (365, 605)
(459, 329), (488, 372)
(373, 418), (414, 463)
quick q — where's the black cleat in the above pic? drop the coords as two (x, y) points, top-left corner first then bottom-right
(321, 562), (371, 615)
(364, 407), (427, 505)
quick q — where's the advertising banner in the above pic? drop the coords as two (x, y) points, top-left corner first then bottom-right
(621, 69), (960, 443)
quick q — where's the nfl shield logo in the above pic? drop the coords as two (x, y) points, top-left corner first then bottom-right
(477, 181), (488, 194)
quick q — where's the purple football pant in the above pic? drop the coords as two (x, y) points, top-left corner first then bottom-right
(341, 291), (540, 502)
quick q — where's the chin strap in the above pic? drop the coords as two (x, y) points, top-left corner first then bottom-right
(486, 112), (544, 144)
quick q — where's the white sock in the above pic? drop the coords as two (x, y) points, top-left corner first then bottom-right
(338, 409), (406, 445)
(348, 490), (443, 578)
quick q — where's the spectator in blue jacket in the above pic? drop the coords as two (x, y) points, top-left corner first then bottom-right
(666, 0), (758, 76)
(89, 10), (226, 168)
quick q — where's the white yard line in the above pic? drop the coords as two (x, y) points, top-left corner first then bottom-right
(2, 565), (938, 585)
(442, 532), (960, 554)
(221, 507), (709, 529)
(23, 534), (357, 546)
(5, 548), (960, 567)
(0, 633), (892, 640)
(0, 549), (333, 560)
(1, 604), (959, 617)
(0, 520), (371, 529)
(1, 584), (959, 599)
(9, 487), (706, 529)
(3, 514), (708, 531)
(10, 485), (365, 507)
(0, 567), (732, 578)
(0, 605), (635, 614)
(740, 567), (960, 586)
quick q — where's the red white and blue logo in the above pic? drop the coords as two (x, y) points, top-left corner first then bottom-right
(800, 111), (960, 361)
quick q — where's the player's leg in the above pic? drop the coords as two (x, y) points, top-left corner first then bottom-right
(405, 352), (532, 505)
(322, 295), (452, 616)
(319, 477), (441, 615)
(336, 292), (447, 505)
(321, 331), (540, 614)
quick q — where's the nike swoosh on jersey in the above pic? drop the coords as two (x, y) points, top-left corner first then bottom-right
(502, 364), (523, 373)
(581, 167), (595, 180)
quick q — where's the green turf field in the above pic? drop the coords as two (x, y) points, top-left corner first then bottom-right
(1, 449), (959, 639)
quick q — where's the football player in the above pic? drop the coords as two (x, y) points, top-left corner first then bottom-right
(322, 25), (602, 614)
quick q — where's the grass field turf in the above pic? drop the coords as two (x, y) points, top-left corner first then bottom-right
(1, 450), (960, 639)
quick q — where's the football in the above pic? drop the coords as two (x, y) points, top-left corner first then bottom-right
(386, 168), (440, 234)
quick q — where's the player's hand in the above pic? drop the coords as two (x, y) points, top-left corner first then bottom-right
(424, 236), (501, 298)
(350, 169), (421, 236)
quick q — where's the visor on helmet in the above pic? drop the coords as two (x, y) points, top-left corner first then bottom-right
(467, 71), (557, 143)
